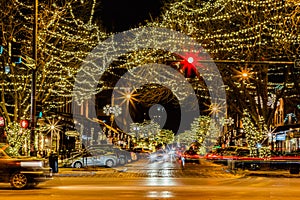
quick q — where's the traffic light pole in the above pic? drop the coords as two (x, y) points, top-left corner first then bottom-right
(30, 0), (38, 157)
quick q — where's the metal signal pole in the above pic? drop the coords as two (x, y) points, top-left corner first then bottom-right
(30, 0), (38, 156)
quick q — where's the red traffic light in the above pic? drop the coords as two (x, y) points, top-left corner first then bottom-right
(0, 117), (4, 127)
(20, 120), (29, 128)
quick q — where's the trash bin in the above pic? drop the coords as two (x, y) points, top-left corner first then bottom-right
(49, 153), (59, 173)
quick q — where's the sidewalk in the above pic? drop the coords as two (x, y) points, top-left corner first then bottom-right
(53, 167), (119, 177)
(241, 169), (300, 178)
(52, 160), (300, 178)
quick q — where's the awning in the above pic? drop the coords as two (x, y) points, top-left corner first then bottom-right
(273, 123), (300, 132)
(65, 131), (80, 137)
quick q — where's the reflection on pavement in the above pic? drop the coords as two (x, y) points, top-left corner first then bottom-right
(147, 191), (173, 198)
(145, 177), (179, 186)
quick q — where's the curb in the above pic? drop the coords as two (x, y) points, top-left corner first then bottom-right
(243, 171), (300, 178)
(52, 167), (118, 177)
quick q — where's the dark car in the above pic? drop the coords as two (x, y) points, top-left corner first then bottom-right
(0, 144), (52, 189)
(182, 149), (202, 164)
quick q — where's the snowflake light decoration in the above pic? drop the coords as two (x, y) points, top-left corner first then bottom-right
(103, 105), (122, 117)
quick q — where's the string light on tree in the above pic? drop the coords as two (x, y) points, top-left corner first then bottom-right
(0, 0), (107, 152)
(176, 116), (219, 154)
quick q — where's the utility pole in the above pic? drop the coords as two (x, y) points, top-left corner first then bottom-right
(30, 0), (38, 156)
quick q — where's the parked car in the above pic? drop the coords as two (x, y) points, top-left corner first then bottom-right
(132, 147), (153, 159)
(206, 146), (251, 164)
(63, 149), (119, 168)
(0, 143), (52, 189)
(87, 144), (133, 165)
(270, 151), (300, 161)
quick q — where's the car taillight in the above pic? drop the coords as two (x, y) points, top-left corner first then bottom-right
(8, 161), (21, 167)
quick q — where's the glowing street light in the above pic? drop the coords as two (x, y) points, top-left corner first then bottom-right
(242, 71), (249, 78)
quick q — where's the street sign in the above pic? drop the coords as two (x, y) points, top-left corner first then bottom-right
(295, 59), (300, 68)
(65, 130), (80, 137)
(276, 134), (286, 141)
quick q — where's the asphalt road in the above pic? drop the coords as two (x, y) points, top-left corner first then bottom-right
(2, 176), (300, 200)
(1, 159), (300, 200)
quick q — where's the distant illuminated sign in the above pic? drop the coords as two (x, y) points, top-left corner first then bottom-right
(276, 134), (286, 141)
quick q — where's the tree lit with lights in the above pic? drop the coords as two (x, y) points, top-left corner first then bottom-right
(149, 0), (300, 131)
(176, 116), (219, 154)
(0, 0), (106, 122)
(0, 0), (106, 149)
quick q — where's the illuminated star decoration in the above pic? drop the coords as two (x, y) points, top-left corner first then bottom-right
(233, 66), (254, 82)
(45, 118), (62, 137)
(114, 88), (139, 111)
(178, 49), (205, 78)
(204, 102), (225, 117)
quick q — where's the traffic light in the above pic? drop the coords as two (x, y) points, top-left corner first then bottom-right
(11, 56), (22, 64)
(20, 120), (29, 129)
(36, 105), (43, 118)
(9, 41), (22, 64)
(0, 37), (3, 55)
(0, 117), (5, 127)
(10, 41), (21, 55)
(4, 65), (10, 74)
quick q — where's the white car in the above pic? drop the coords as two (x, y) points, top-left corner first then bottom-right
(64, 150), (119, 168)
(149, 149), (169, 162)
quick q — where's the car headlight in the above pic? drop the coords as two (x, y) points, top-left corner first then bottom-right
(150, 154), (157, 159)
(20, 161), (43, 167)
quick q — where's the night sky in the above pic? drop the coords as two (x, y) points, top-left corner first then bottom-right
(95, 0), (189, 133)
(98, 0), (165, 32)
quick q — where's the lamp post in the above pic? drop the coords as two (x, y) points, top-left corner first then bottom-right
(30, 0), (38, 156)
